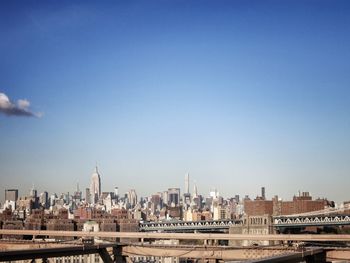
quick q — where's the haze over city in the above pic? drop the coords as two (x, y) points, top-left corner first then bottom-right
(1, 1), (350, 204)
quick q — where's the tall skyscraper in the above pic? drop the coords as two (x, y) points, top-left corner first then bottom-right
(193, 182), (198, 198)
(5, 189), (18, 202)
(184, 173), (191, 208)
(30, 184), (37, 199)
(185, 173), (190, 194)
(90, 166), (101, 205)
(114, 187), (119, 201)
(49, 193), (57, 207)
(163, 191), (168, 205)
(261, 187), (266, 200)
(73, 182), (82, 202)
(127, 189), (138, 208)
(168, 188), (180, 207)
(85, 188), (91, 204)
(29, 185), (39, 209)
(40, 191), (49, 209)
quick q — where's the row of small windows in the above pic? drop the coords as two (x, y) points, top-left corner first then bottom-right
(243, 228), (268, 235)
(244, 218), (268, 225)
(130, 256), (178, 263)
(54, 255), (100, 263)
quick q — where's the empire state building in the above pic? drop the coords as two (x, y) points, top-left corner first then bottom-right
(90, 166), (101, 205)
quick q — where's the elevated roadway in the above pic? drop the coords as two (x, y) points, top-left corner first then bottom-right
(1, 230), (350, 262)
(0, 241), (336, 263)
(0, 243), (116, 262)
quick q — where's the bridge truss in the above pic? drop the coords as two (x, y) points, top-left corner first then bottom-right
(273, 214), (350, 228)
(140, 219), (241, 232)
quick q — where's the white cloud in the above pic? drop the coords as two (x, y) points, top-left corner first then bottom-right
(0, 92), (42, 117)
(17, 99), (30, 110)
(0, 93), (12, 109)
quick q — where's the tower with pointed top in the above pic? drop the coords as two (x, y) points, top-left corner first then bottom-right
(193, 182), (198, 198)
(90, 166), (101, 205)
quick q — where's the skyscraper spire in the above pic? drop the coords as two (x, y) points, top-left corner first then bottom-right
(193, 181), (198, 198)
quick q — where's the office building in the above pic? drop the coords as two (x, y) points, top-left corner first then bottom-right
(90, 166), (101, 205)
(185, 173), (189, 194)
(168, 188), (180, 207)
(5, 189), (18, 202)
(127, 189), (138, 208)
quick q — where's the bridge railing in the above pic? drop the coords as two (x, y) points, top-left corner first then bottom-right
(2, 229), (350, 242)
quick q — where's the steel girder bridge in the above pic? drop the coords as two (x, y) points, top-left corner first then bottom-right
(273, 214), (350, 228)
(139, 219), (241, 232)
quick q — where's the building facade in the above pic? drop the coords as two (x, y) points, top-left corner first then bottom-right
(90, 166), (101, 205)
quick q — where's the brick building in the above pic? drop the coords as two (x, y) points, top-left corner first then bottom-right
(118, 218), (139, 243)
(98, 219), (117, 242)
(244, 192), (329, 216)
(244, 199), (273, 216)
(278, 193), (326, 215)
(0, 208), (14, 221)
(74, 207), (107, 220)
(2, 220), (24, 239)
(74, 207), (93, 219)
(111, 208), (129, 220)
(46, 219), (75, 240)
(24, 209), (45, 230)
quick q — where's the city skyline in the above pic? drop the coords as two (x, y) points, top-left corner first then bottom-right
(0, 167), (338, 206)
(1, 1), (350, 204)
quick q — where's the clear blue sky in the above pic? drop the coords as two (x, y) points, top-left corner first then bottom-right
(1, 0), (350, 203)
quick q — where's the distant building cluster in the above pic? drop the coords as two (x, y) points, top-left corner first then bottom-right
(0, 167), (339, 241)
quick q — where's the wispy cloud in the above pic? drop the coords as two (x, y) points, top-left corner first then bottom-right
(0, 92), (42, 117)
